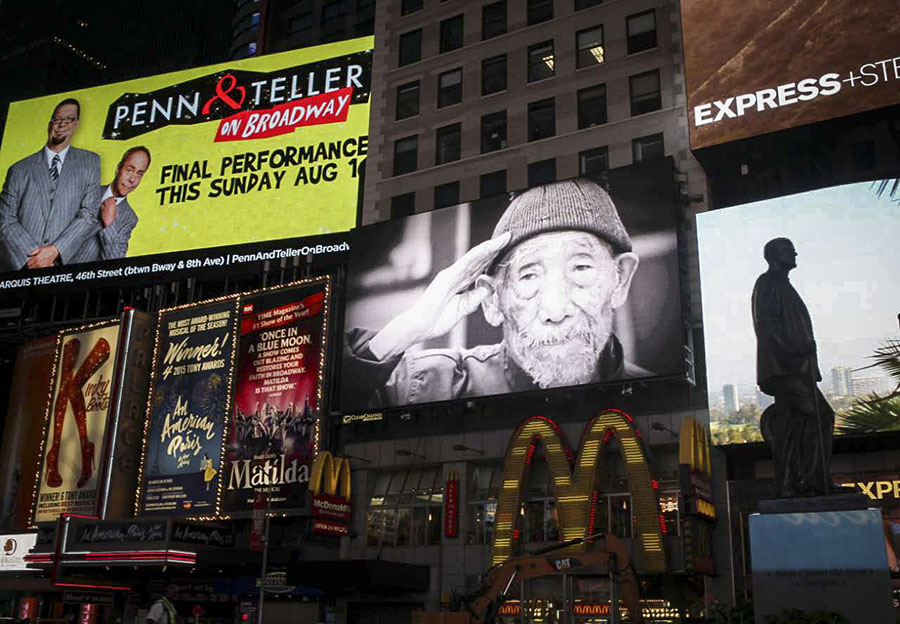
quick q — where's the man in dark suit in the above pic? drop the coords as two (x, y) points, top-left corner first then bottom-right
(0, 98), (101, 271)
(70, 146), (149, 263)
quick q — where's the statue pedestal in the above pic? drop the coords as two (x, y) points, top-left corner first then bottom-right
(758, 492), (869, 513)
(749, 504), (893, 624)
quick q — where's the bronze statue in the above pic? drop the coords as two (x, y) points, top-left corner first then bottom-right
(752, 238), (833, 497)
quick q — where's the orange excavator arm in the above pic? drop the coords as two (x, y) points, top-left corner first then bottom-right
(461, 533), (644, 624)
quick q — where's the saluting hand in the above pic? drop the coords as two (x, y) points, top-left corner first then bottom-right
(368, 232), (511, 360)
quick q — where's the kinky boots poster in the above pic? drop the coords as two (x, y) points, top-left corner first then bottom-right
(224, 279), (331, 512)
(34, 323), (121, 523)
(138, 298), (239, 516)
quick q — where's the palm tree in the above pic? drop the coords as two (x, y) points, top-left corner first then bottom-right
(836, 339), (900, 434)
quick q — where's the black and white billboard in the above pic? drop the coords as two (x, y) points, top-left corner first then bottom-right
(340, 159), (684, 410)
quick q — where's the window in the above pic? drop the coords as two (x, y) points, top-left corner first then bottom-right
(321, 0), (349, 38)
(401, 0), (422, 15)
(527, 0), (553, 25)
(481, 54), (507, 95)
(435, 123), (461, 165)
(246, 42), (257, 56)
(438, 68), (462, 108)
(481, 111), (507, 153)
(633, 133), (664, 162)
(434, 181), (460, 209)
(577, 84), (607, 128)
(440, 15), (464, 53)
(467, 464), (502, 545)
(232, 11), (260, 37)
(528, 98), (555, 141)
(579, 146), (608, 176)
(627, 9), (657, 54)
(576, 26), (604, 68)
(366, 469), (444, 547)
(288, 11), (314, 37)
(391, 193), (415, 218)
(528, 159), (556, 186)
(630, 69), (661, 116)
(527, 41), (555, 82)
(575, 0), (601, 9)
(480, 170), (507, 198)
(482, 0), (507, 40)
(393, 135), (418, 175)
(399, 29), (422, 66)
(610, 495), (633, 538)
(396, 81), (420, 119)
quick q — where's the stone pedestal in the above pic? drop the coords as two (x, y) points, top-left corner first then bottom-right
(749, 503), (894, 623)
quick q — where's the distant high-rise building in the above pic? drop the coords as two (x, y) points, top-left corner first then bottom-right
(831, 366), (854, 396)
(723, 384), (740, 415)
(756, 388), (774, 410)
(852, 376), (895, 397)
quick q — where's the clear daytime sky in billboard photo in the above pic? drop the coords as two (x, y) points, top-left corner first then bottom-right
(697, 180), (899, 401)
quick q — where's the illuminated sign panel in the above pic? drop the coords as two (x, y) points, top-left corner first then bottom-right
(0, 533), (37, 572)
(681, 1), (900, 149)
(697, 180), (899, 445)
(309, 451), (352, 536)
(33, 322), (122, 523)
(491, 412), (665, 572)
(341, 159), (684, 412)
(224, 279), (331, 513)
(0, 38), (371, 289)
(137, 297), (240, 517)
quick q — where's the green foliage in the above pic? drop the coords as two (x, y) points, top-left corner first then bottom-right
(705, 600), (754, 623)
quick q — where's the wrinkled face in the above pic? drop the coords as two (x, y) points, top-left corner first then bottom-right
(47, 103), (79, 148)
(485, 231), (638, 388)
(113, 151), (150, 197)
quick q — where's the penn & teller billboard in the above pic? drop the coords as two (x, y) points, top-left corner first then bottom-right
(340, 159), (684, 411)
(696, 180), (900, 444)
(681, 1), (900, 149)
(0, 37), (371, 288)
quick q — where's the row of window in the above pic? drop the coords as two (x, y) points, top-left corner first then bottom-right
(398, 4), (656, 67)
(393, 70), (661, 176)
(389, 133), (663, 218)
(368, 493), (680, 547)
(286, 0), (375, 44)
(396, 28), (617, 120)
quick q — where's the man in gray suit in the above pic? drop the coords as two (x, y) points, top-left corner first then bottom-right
(0, 98), (100, 271)
(70, 146), (150, 263)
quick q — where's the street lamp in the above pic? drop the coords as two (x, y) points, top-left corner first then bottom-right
(452, 443), (484, 455)
(395, 449), (426, 459)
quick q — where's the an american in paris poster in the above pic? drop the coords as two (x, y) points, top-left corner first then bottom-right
(139, 299), (238, 516)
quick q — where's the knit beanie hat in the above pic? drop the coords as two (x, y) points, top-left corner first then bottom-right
(491, 178), (632, 265)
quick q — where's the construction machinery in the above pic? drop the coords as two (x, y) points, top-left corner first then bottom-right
(413, 533), (644, 624)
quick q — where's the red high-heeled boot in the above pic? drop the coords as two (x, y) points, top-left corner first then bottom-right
(71, 338), (110, 489)
(46, 338), (81, 488)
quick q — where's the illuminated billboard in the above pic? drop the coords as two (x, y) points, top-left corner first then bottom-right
(340, 159), (684, 411)
(33, 322), (121, 523)
(0, 37), (371, 288)
(224, 278), (331, 512)
(137, 297), (240, 516)
(681, 1), (900, 149)
(696, 180), (900, 444)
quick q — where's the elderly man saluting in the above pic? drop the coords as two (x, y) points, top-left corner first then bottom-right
(346, 178), (649, 406)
